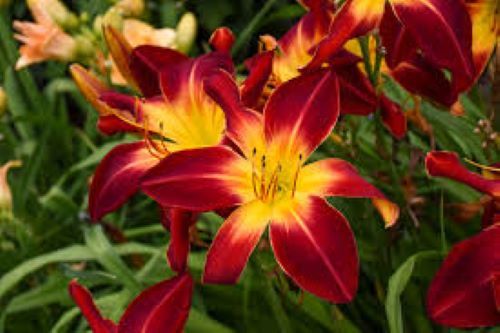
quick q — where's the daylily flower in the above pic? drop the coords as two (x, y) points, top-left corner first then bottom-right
(71, 26), (233, 272)
(0, 160), (21, 221)
(69, 273), (193, 333)
(142, 68), (399, 302)
(13, 4), (78, 70)
(26, 0), (78, 29)
(242, 0), (407, 139)
(304, 0), (479, 107)
(425, 151), (500, 328)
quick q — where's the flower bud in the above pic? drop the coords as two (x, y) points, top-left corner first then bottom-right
(175, 12), (197, 54)
(102, 7), (124, 31)
(0, 87), (6, 118)
(209, 27), (235, 53)
(0, 160), (21, 220)
(114, 0), (145, 17)
(27, 0), (78, 29)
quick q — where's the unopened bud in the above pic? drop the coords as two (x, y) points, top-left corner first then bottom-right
(0, 87), (6, 117)
(175, 12), (197, 54)
(27, 0), (78, 29)
(114, 0), (145, 17)
(0, 160), (21, 220)
(102, 7), (124, 31)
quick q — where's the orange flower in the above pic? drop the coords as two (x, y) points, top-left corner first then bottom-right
(13, 5), (77, 69)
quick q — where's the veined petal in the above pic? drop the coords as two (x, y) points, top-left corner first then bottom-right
(379, 94), (407, 139)
(427, 224), (500, 328)
(389, 0), (474, 93)
(203, 200), (271, 284)
(68, 280), (117, 333)
(390, 54), (457, 107)
(166, 208), (198, 273)
(103, 26), (139, 92)
(270, 195), (359, 303)
(129, 45), (188, 97)
(466, 0), (498, 82)
(297, 158), (399, 227)
(118, 273), (193, 333)
(204, 69), (265, 157)
(272, 3), (333, 82)
(241, 51), (274, 109)
(89, 142), (159, 221)
(141, 146), (252, 211)
(97, 115), (139, 135)
(264, 69), (340, 159)
(209, 27), (235, 53)
(425, 151), (500, 198)
(304, 0), (385, 71)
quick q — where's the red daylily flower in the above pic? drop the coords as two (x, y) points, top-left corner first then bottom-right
(69, 273), (193, 333)
(302, 0), (495, 108)
(425, 151), (500, 328)
(142, 68), (399, 302)
(241, 0), (407, 139)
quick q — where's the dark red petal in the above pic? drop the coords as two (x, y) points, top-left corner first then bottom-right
(390, 55), (457, 107)
(482, 200), (500, 229)
(264, 68), (340, 158)
(204, 69), (264, 157)
(97, 115), (139, 135)
(427, 224), (500, 328)
(390, 0), (474, 93)
(167, 208), (198, 273)
(425, 151), (500, 198)
(209, 27), (235, 53)
(241, 51), (274, 109)
(270, 196), (359, 303)
(379, 94), (407, 139)
(203, 201), (270, 284)
(118, 273), (193, 333)
(141, 146), (249, 212)
(304, 0), (385, 71)
(89, 142), (158, 221)
(337, 65), (377, 116)
(68, 280), (117, 333)
(160, 52), (233, 103)
(129, 46), (188, 97)
(103, 26), (138, 91)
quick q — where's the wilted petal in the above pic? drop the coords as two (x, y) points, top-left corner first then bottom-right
(264, 68), (339, 158)
(203, 200), (271, 284)
(425, 151), (500, 198)
(427, 224), (500, 328)
(117, 273), (193, 333)
(270, 195), (359, 303)
(298, 158), (399, 227)
(68, 280), (117, 333)
(89, 142), (159, 221)
(141, 146), (252, 211)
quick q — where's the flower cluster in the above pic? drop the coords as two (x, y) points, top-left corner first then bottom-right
(57, 0), (498, 331)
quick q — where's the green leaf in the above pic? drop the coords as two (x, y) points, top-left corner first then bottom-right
(385, 251), (440, 333)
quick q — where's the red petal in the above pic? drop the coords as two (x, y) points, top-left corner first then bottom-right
(390, 54), (457, 107)
(427, 225), (500, 328)
(118, 273), (193, 333)
(68, 280), (117, 333)
(89, 142), (158, 221)
(264, 68), (340, 158)
(389, 0), (474, 93)
(203, 200), (270, 284)
(167, 208), (198, 273)
(204, 70), (264, 157)
(270, 196), (359, 303)
(241, 51), (274, 109)
(97, 115), (139, 135)
(141, 146), (250, 211)
(209, 27), (235, 53)
(298, 158), (399, 227)
(482, 200), (500, 228)
(337, 65), (377, 116)
(129, 46), (188, 97)
(160, 52), (233, 104)
(425, 151), (500, 198)
(379, 94), (407, 139)
(304, 0), (385, 71)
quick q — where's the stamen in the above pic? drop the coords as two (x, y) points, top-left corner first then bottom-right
(291, 154), (303, 197)
(251, 148), (258, 197)
(260, 155), (266, 199)
(464, 158), (500, 173)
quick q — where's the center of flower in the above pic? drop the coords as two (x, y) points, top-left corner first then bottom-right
(250, 147), (302, 203)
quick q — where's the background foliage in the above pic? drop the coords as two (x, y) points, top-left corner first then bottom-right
(0, 0), (498, 332)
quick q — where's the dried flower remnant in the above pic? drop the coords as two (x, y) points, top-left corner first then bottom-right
(0, 161), (22, 221)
